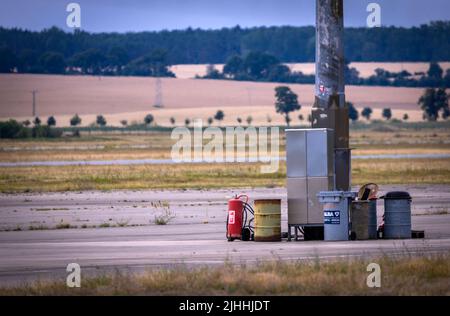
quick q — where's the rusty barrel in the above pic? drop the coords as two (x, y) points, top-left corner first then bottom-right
(254, 199), (281, 242)
(351, 201), (370, 240)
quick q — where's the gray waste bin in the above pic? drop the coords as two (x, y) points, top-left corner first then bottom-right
(368, 199), (378, 239)
(382, 191), (412, 239)
(317, 191), (357, 241)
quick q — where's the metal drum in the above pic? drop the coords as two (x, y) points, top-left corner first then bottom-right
(351, 201), (370, 240)
(254, 199), (281, 242)
(383, 192), (412, 239)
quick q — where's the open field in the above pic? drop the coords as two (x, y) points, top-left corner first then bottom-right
(0, 74), (431, 126)
(0, 125), (449, 162)
(0, 158), (449, 193)
(171, 62), (450, 79)
(1, 254), (449, 295)
(0, 125), (449, 193)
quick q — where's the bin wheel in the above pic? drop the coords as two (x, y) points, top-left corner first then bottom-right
(227, 237), (234, 242)
(350, 232), (357, 241)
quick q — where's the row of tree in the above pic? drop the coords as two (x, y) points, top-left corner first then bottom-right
(346, 62), (450, 88)
(203, 53), (450, 88)
(0, 119), (62, 139)
(348, 104), (402, 122)
(273, 86), (449, 126)
(1, 22), (449, 75)
(1, 84), (448, 138)
(0, 45), (175, 77)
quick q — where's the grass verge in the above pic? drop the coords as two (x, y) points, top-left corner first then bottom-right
(1, 254), (449, 295)
(0, 158), (449, 193)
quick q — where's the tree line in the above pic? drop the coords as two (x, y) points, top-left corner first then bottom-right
(274, 86), (449, 126)
(1, 22), (449, 76)
(202, 53), (450, 88)
(3, 85), (447, 139)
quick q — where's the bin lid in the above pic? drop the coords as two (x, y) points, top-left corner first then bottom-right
(381, 191), (412, 200)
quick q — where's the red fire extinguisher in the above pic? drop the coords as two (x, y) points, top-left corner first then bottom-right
(226, 195), (254, 242)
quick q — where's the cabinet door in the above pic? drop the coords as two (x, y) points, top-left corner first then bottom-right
(307, 177), (334, 224)
(286, 130), (307, 178)
(287, 177), (308, 225)
(306, 129), (334, 177)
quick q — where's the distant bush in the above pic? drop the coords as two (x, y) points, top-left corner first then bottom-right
(144, 114), (154, 125)
(361, 107), (373, 121)
(70, 114), (82, 127)
(96, 115), (107, 126)
(0, 119), (62, 139)
(382, 108), (393, 121)
(347, 102), (359, 122)
(390, 118), (402, 124)
(0, 120), (25, 138)
(47, 116), (56, 126)
(32, 125), (63, 138)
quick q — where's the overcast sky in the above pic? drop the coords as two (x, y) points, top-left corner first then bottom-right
(0, 0), (449, 32)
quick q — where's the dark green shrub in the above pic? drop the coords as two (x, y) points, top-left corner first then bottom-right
(0, 120), (25, 138)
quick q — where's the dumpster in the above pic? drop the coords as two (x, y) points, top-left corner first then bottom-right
(381, 191), (412, 239)
(317, 191), (357, 241)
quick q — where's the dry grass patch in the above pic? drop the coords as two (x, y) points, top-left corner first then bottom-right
(1, 254), (449, 295)
(0, 158), (448, 193)
(352, 158), (450, 185)
(0, 163), (286, 193)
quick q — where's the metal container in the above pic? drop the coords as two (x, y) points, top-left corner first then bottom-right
(351, 201), (370, 240)
(254, 199), (281, 242)
(286, 129), (334, 178)
(317, 191), (356, 241)
(287, 176), (334, 226)
(306, 129), (335, 177)
(286, 130), (307, 178)
(383, 192), (412, 239)
(286, 128), (335, 228)
(307, 177), (334, 224)
(368, 199), (377, 239)
(334, 148), (351, 191)
(287, 178), (308, 224)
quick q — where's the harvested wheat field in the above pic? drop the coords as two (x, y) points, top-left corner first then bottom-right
(171, 62), (450, 79)
(0, 73), (427, 127)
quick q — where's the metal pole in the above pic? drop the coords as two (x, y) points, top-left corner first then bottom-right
(32, 90), (38, 117)
(312, 0), (350, 191)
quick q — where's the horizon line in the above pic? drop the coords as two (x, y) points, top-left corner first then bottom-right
(1, 20), (449, 34)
